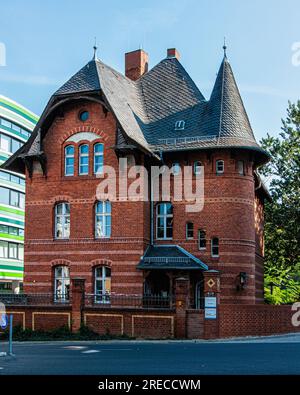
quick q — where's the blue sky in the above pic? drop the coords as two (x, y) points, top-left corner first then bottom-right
(0, 0), (299, 141)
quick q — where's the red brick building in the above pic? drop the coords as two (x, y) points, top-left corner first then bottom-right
(3, 47), (270, 310)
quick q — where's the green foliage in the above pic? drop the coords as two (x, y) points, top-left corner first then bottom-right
(260, 101), (300, 304)
(0, 324), (133, 341)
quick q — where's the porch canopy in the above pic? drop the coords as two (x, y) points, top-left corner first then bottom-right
(137, 245), (208, 270)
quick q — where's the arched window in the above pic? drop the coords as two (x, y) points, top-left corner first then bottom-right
(94, 143), (104, 174)
(216, 160), (224, 175)
(186, 222), (194, 239)
(198, 229), (206, 250)
(79, 144), (89, 175)
(54, 266), (70, 302)
(94, 266), (111, 303)
(156, 202), (173, 240)
(211, 237), (219, 257)
(64, 145), (74, 176)
(95, 201), (111, 238)
(55, 202), (70, 239)
(193, 161), (203, 175)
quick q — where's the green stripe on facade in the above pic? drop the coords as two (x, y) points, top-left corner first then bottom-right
(0, 98), (38, 124)
(0, 272), (23, 280)
(0, 124), (29, 141)
(0, 205), (24, 216)
(0, 216), (24, 226)
(0, 233), (24, 241)
(0, 154), (9, 162)
(0, 265), (23, 272)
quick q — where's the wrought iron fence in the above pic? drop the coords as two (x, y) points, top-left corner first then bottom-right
(0, 293), (70, 306)
(85, 293), (174, 309)
(0, 292), (173, 308)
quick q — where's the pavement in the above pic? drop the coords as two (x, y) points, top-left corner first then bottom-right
(1, 333), (300, 375)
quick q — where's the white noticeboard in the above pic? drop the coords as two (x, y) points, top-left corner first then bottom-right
(205, 296), (217, 308)
(205, 308), (217, 320)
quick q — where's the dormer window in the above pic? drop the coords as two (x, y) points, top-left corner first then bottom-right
(174, 120), (185, 130)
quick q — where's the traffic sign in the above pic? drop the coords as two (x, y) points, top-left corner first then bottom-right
(0, 313), (8, 330)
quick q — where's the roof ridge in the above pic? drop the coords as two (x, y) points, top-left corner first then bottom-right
(217, 56), (226, 145)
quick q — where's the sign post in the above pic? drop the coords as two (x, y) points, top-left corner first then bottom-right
(8, 314), (14, 356)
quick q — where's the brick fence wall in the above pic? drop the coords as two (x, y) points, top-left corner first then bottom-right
(5, 305), (72, 331)
(84, 307), (176, 338)
(219, 304), (300, 338)
(5, 305), (176, 339)
(3, 303), (300, 339)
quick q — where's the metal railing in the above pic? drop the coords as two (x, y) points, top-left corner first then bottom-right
(0, 292), (203, 309)
(0, 293), (70, 306)
(85, 293), (174, 309)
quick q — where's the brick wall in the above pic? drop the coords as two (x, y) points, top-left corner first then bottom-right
(187, 309), (204, 339)
(219, 304), (300, 338)
(4, 302), (300, 339)
(5, 305), (72, 331)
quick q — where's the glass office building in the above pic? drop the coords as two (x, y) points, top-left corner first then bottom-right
(0, 95), (38, 293)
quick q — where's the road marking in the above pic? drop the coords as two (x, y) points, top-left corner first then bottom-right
(63, 346), (87, 350)
(82, 349), (100, 354)
(99, 348), (133, 351)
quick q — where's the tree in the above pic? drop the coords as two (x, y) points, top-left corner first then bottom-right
(260, 101), (300, 304)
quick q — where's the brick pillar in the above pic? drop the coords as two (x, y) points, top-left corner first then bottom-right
(175, 277), (189, 338)
(71, 278), (85, 333)
(203, 270), (221, 340)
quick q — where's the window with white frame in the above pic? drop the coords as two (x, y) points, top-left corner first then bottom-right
(65, 145), (75, 176)
(198, 229), (206, 250)
(94, 143), (104, 174)
(54, 266), (70, 301)
(0, 187), (25, 209)
(186, 222), (194, 239)
(237, 160), (244, 175)
(156, 202), (173, 239)
(193, 161), (203, 175)
(79, 144), (89, 175)
(55, 202), (70, 239)
(211, 237), (219, 257)
(216, 160), (224, 174)
(0, 241), (23, 259)
(94, 266), (111, 303)
(95, 201), (111, 238)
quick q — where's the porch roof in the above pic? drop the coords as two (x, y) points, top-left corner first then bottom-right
(137, 245), (208, 270)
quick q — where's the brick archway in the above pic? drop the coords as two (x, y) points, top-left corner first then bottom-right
(60, 126), (109, 144)
(90, 259), (112, 268)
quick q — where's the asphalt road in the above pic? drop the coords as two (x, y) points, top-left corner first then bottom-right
(1, 337), (300, 375)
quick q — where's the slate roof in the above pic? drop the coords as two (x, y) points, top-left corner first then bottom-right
(2, 51), (269, 173)
(137, 245), (208, 270)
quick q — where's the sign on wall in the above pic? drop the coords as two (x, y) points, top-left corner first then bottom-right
(204, 308), (217, 320)
(204, 296), (217, 319)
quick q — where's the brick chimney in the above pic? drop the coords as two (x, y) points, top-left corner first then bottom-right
(167, 48), (180, 60)
(125, 49), (149, 81)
